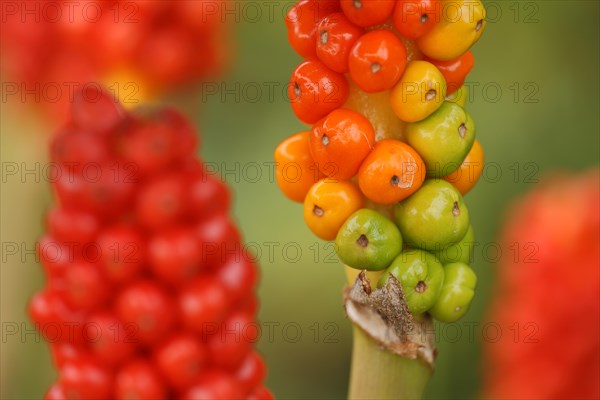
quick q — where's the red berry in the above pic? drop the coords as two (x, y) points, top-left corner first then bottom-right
(77, 162), (138, 217)
(288, 60), (349, 124)
(393, 0), (441, 40)
(186, 172), (231, 221)
(425, 51), (474, 95)
(216, 254), (258, 303)
(159, 108), (199, 159)
(115, 359), (168, 400)
(309, 108), (375, 180)
(28, 290), (84, 344)
(349, 30), (407, 93)
(115, 280), (175, 345)
(247, 386), (275, 400)
(207, 311), (258, 369)
(38, 235), (77, 279)
(195, 214), (241, 270)
(50, 125), (111, 171)
(238, 295), (260, 317)
(235, 352), (267, 392)
(154, 333), (208, 389)
(59, 358), (113, 400)
(97, 225), (146, 284)
(136, 173), (187, 230)
(119, 118), (178, 175)
(181, 370), (246, 400)
(84, 311), (136, 367)
(71, 87), (124, 135)
(340, 0), (396, 27)
(139, 27), (193, 85)
(316, 13), (363, 74)
(44, 383), (67, 400)
(149, 227), (203, 284)
(46, 208), (100, 244)
(285, 0), (340, 59)
(63, 261), (110, 311)
(50, 342), (86, 368)
(179, 277), (231, 332)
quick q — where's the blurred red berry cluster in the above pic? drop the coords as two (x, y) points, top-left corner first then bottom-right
(29, 88), (271, 399)
(483, 169), (600, 399)
(1, 0), (231, 122)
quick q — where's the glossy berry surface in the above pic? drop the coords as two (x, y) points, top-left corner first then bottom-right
(316, 13), (364, 73)
(277, 0), (488, 325)
(349, 30), (408, 93)
(30, 89), (269, 398)
(289, 60), (350, 124)
(310, 108), (375, 180)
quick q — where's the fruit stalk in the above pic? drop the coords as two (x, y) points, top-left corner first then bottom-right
(348, 325), (431, 400)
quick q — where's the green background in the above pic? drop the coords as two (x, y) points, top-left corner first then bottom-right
(1, 1), (599, 398)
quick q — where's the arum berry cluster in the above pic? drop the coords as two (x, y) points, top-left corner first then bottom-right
(1, 0), (230, 120)
(275, 0), (487, 323)
(29, 88), (271, 400)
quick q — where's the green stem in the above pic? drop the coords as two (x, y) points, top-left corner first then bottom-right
(348, 325), (432, 400)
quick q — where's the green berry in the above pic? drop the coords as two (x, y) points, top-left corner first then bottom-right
(431, 224), (476, 264)
(335, 209), (402, 271)
(378, 249), (444, 315)
(429, 262), (477, 323)
(394, 179), (469, 251)
(405, 102), (475, 177)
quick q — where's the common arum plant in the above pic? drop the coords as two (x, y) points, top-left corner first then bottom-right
(275, 1), (487, 398)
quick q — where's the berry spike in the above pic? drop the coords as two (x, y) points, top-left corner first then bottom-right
(31, 88), (270, 399)
(277, 0), (488, 397)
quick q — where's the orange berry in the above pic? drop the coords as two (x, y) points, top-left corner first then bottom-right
(340, 0), (396, 27)
(274, 132), (325, 203)
(358, 139), (426, 205)
(288, 60), (349, 124)
(285, 0), (340, 59)
(442, 139), (484, 195)
(303, 179), (364, 241)
(310, 108), (375, 180)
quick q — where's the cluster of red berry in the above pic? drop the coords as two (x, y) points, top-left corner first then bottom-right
(1, 0), (230, 120)
(276, 0), (486, 322)
(484, 170), (600, 400)
(29, 88), (271, 399)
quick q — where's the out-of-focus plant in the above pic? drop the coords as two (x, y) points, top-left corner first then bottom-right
(483, 169), (600, 399)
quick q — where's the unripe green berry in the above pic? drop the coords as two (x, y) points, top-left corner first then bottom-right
(405, 102), (476, 178)
(431, 224), (476, 264)
(378, 249), (444, 315)
(429, 262), (477, 323)
(336, 209), (403, 271)
(394, 179), (470, 251)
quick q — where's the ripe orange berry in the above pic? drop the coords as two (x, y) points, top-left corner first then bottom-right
(303, 179), (363, 241)
(275, 131), (325, 203)
(310, 108), (375, 180)
(393, 0), (441, 40)
(316, 13), (363, 74)
(340, 0), (396, 27)
(358, 139), (426, 205)
(288, 60), (350, 124)
(442, 138), (484, 195)
(285, 0), (340, 59)
(349, 30), (408, 93)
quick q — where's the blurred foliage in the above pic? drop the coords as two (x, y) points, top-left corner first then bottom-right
(1, 1), (599, 399)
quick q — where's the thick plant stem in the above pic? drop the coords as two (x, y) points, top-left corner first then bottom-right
(348, 325), (432, 400)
